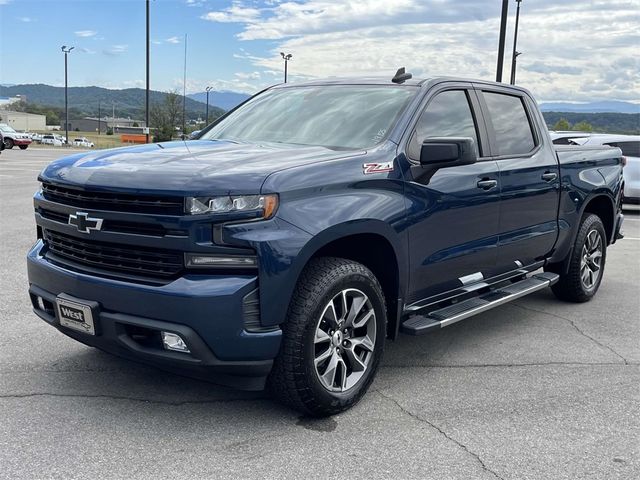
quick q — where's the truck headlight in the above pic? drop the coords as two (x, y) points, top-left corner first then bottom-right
(186, 194), (278, 218)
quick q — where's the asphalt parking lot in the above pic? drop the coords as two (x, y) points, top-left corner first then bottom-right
(1, 148), (638, 480)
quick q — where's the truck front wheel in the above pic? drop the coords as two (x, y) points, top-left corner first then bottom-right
(4, 138), (13, 149)
(269, 257), (386, 416)
(546, 213), (607, 303)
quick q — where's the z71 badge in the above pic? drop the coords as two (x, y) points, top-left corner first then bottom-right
(363, 162), (394, 174)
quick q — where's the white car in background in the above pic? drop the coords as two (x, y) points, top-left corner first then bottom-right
(0, 124), (33, 150)
(549, 131), (593, 145)
(553, 133), (640, 209)
(41, 134), (63, 147)
(73, 137), (95, 148)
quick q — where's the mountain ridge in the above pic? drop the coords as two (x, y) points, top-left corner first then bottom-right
(0, 84), (225, 120)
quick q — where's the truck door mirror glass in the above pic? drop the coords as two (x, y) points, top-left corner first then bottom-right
(420, 137), (477, 167)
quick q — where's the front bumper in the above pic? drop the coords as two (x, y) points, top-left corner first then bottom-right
(27, 241), (282, 390)
(13, 138), (32, 146)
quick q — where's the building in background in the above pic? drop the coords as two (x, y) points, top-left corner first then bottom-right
(0, 110), (46, 131)
(63, 117), (146, 134)
(0, 95), (25, 107)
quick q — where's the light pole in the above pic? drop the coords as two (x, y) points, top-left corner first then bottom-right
(280, 52), (292, 83)
(496, 0), (509, 82)
(511, 51), (522, 85)
(205, 86), (212, 125)
(182, 33), (187, 138)
(98, 101), (101, 135)
(145, 0), (150, 143)
(510, 0), (523, 85)
(61, 45), (74, 145)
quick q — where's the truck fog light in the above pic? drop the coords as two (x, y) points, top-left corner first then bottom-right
(185, 253), (257, 268)
(36, 296), (46, 311)
(161, 332), (190, 353)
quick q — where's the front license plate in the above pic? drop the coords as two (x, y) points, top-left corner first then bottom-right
(56, 296), (96, 335)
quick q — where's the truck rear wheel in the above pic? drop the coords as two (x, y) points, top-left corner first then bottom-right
(547, 213), (607, 303)
(268, 257), (386, 416)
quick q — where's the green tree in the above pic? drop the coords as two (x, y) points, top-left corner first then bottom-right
(572, 121), (593, 132)
(132, 122), (139, 127)
(553, 118), (571, 131)
(151, 90), (182, 142)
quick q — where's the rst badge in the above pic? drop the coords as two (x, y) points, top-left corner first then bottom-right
(363, 162), (394, 175)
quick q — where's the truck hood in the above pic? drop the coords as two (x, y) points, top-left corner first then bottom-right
(39, 140), (363, 195)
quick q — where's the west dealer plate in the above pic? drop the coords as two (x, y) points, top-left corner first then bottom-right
(56, 296), (96, 335)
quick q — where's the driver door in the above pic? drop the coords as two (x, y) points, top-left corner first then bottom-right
(403, 86), (501, 303)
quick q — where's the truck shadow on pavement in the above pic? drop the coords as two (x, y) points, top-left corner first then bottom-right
(43, 286), (591, 422)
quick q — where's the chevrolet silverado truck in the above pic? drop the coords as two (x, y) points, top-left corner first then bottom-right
(28, 72), (625, 416)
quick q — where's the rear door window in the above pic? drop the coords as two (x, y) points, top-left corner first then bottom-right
(482, 92), (536, 156)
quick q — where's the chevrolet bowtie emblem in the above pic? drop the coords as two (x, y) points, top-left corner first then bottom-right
(68, 212), (103, 234)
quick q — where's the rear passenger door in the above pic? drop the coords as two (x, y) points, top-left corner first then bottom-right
(476, 86), (560, 271)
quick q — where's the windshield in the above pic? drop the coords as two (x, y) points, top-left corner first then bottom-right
(0, 125), (16, 134)
(201, 85), (417, 150)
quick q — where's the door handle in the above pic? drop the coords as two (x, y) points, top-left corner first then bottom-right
(541, 171), (558, 182)
(477, 179), (498, 190)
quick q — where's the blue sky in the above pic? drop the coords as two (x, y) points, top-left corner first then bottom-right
(1, 0), (638, 102)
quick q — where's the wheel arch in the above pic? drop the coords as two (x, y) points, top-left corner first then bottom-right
(581, 193), (616, 244)
(289, 221), (407, 339)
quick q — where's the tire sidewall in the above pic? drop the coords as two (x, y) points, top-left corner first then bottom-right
(302, 270), (386, 409)
(574, 215), (607, 298)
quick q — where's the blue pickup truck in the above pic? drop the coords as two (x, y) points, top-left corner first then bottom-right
(28, 72), (624, 416)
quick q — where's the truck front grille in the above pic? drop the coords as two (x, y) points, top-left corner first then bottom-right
(42, 183), (185, 215)
(43, 229), (183, 279)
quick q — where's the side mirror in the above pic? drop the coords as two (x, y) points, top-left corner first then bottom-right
(420, 137), (477, 167)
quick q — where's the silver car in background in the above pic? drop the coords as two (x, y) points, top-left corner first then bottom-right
(551, 133), (640, 209)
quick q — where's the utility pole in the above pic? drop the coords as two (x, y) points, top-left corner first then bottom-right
(510, 0), (523, 85)
(205, 86), (212, 125)
(145, 0), (150, 143)
(182, 33), (187, 138)
(98, 101), (101, 135)
(61, 45), (74, 145)
(496, 0), (509, 82)
(280, 52), (292, 83)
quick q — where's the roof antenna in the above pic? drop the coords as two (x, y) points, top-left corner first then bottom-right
(392, 67), (412, 84)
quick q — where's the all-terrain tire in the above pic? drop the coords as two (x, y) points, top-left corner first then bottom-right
(268, 257), (386, 417)
(547, 213), (607, 303)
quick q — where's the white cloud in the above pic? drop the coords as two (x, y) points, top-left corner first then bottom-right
(80, 47), (96, 55)
(103, 45), (128, 56)
(75, 30), (97, 37)
(202, 0), (640, 102)
(18, 16), (33, 22)
(235, 71), (261, 80)
(202, 3), (261, 23)
(165, 36), (181, 44)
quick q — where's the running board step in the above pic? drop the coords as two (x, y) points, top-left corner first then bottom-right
(401, 272), (559, 336)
